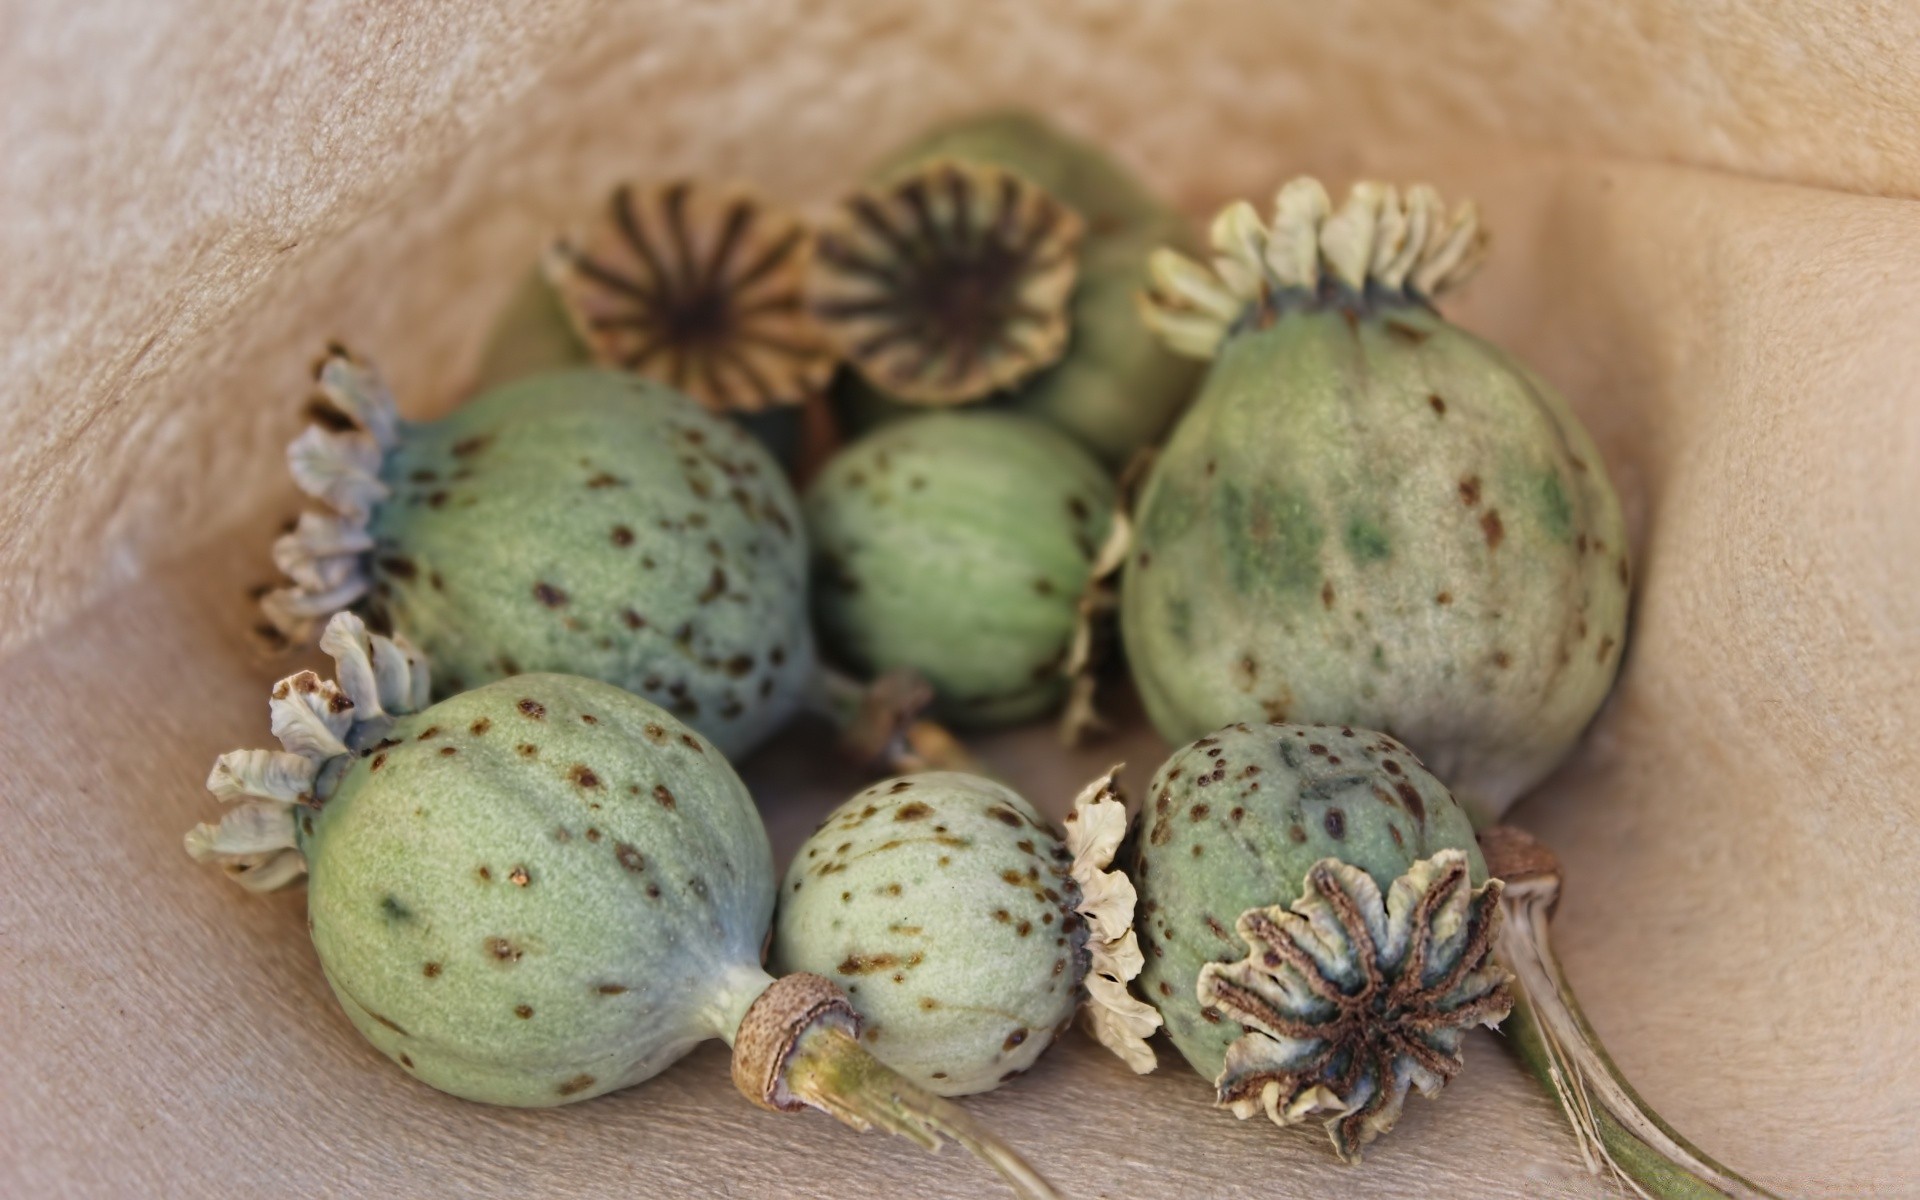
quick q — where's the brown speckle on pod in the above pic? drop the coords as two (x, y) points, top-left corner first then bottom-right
(1481, 509), (1505, 549)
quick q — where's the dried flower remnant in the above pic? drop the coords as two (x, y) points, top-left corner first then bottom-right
(811, 160), (1083, 406)
(188, 611), (429, 891)
(830, 110), (1203, 466)
(547, 181), (834, 412)
(1199, 851), (1510, 1162)
(1063, 767), (1160, 1072)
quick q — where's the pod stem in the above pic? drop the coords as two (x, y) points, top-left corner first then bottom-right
(731, 973), (1061, 1200)
(815, 669), (983, 774)
(1480, 827), (1783, 1200)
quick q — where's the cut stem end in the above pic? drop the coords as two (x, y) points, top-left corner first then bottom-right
(731, 973), (1062, 1200)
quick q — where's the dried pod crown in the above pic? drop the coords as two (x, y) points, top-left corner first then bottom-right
(258, 351), (400, 648)
(1197, 849), (1512, 1162)
(187, 611), (429, 891)
(1063, 766), (1162, 1073)
(547, 180), (834, 412)
(1141, 178), (1488, 359)
(810, 159), (1084, 406)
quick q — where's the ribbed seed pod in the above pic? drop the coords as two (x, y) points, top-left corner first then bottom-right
(822, 109), (1201, 466)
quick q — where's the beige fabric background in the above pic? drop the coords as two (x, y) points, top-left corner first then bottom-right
(3, 2), (1917, 1197)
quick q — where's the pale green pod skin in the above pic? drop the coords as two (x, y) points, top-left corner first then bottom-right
(806, 412), (1117, 728)
(1121, 305), (1631, 823)
(771, 773), (1082, 1096)
(369, 369), (815, 759)
(837, 110), (1201, 466)
(300, 674), (777, 1107)
(471, 276), (809, 474)
(1131, 722), (1484, 1082)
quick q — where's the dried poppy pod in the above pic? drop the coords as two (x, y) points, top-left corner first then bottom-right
(1122, 723), (1510, 1163)
(831, 110), (1203, 466)
(809, 159), (1084, 406)
(546, 180), (835, 413)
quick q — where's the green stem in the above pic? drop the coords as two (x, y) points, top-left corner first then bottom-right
(783, 1023), (1062, 1200)
(1487, 830), (1785, 1200)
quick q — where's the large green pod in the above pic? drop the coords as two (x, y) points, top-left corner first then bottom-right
(1123, 179), (1631, 823)
(260, 355), (815, 760)
(1129, 722), (1506, 1162)
(306, 673), (775, 1105)
(820, 109), (1201, 466)
(805, 412), (1116, 728)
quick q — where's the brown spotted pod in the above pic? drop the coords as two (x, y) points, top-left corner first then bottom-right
(1128, 722), (1509, 1162)
(257, 353), (814, 760)
(1123, 179), (1631, 822)
(772, 769), (1158, 1095)
(186, 615), (1061, 1198)
(192, 614), (777, 1105)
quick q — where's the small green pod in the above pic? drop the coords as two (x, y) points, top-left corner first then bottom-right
(773, 773), (1079, 1095)
(260, 355), (815, 761)
(1125, 179), (1631, 823)
(821, 109), (1201, 466)
(805, 412), (1117, 728)
(1128, 722), (1508, 1162)
(773, 769), (1159, 1096)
